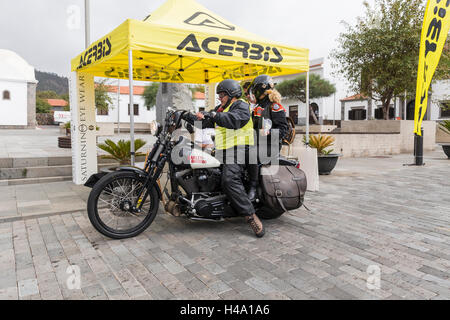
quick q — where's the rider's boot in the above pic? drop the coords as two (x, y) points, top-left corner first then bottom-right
(247, 181), (258, 202)
(246, 213), (265, 238)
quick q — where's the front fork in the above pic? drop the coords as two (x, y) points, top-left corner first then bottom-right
(132, 156), (167, 212)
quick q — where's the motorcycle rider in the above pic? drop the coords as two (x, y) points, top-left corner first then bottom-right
(190, 79), (265, 238)
(246, 75), (289, 202)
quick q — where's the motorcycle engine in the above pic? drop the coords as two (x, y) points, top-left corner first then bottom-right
(176, 168), (221, 194)
(192, 194), (234, 218)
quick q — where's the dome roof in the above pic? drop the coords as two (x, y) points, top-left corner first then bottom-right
(0, 49), (36, 82)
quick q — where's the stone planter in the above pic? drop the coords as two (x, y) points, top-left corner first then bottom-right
(441, 144), (450, 159)
(58, 136), (71, 149)
(317, 154), (341, 175)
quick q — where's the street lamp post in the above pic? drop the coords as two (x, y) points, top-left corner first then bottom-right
(333, 91), (336, 126)
(84, 0), (90, 49)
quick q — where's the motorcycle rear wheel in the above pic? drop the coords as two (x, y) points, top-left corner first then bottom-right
(87, 171), (160, 239)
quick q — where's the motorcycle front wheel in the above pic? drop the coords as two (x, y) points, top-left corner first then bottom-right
(87, 171), (160, 239)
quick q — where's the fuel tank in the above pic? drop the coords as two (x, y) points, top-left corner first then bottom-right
(173, 136), (221, 169)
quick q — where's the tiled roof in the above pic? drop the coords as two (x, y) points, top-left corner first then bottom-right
(193, 91), (205, 100)
(105, 86), (146, 95)
(340, 94), (368, 102)
(46, 99), (68, 107)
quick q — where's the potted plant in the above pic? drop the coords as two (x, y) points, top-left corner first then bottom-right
(64, 121), (71, 136)
(304, 134), (341, 175)
(439, 120), (450, 159)
(58, 122), (72, 149)
(98, 139), (147, 172)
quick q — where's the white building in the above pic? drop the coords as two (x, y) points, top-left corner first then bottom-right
(0, 49), (37, 128)
(340, 79), (450, 121)
(96, 85), (156, 130)
(193, 91), (206, 112)
(273, 58), (335, 125)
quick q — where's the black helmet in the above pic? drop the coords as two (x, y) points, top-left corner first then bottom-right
(249, 75), (274, 103)
(217, 79), (242, 99)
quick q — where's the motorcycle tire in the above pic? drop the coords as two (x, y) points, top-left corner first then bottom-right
(87, 170), (160, 239)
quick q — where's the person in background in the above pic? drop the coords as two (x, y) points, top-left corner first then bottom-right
(246, 75), (289, 202)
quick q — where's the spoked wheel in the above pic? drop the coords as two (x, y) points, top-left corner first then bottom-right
(87, 171), (159, 239)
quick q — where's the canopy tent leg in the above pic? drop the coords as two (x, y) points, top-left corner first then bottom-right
(206, 83), (216, 110)
(69, 72), (98, 185)
(117, 79), (120, 134)
(128, 49), (135, 166)
(305, 71), (310, 145)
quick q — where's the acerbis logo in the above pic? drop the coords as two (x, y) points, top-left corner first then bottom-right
(177, 34), (283, 63)
(77, 37), (112, 70)
(184, 12), (235, 31)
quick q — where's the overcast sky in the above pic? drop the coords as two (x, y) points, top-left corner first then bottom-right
(0, 0), (376, 97)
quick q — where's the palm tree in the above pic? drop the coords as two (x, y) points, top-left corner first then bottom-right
(98, 139), (147, 165)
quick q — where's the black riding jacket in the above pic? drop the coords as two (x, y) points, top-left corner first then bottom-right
(186, 99), (251, 130)
(253, 97), (289, 141)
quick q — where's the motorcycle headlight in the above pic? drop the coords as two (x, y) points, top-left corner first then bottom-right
(150, 121), (162, 136)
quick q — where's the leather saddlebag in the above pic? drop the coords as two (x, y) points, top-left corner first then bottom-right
(260, 165), (307, 214)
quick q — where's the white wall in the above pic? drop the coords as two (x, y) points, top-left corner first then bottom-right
(0, 80), (28, 126)
(194, 98), (206, 112)
(431, 79), (450, 120)
(343, 100), (369, 120)
(96, 93), (156, 124)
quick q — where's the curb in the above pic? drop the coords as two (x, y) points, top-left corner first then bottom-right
(0, 208), (86, 224)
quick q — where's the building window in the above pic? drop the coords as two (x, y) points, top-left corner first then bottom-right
(97, 108), (109, 116)
(375, 107), (395, 120)
(128, 104), (139, 116)
(289, 105), (299, 125)
(440, 102), (450, 118)
(3, 90), (10, 100)
(348, 108), (367, 120)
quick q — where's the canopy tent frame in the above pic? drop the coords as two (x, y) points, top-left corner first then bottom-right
(69, 0), (312, 185)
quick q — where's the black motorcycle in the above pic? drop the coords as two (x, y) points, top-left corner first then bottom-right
(86, 108), (303, 239)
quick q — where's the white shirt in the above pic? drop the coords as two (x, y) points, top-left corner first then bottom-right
(194, 128), (215, 146)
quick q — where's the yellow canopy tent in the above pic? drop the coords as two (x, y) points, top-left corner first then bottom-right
(71, 0), (309, 82)
(69, 0), (310, 184)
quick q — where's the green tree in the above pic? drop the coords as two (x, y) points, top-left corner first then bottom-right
(37, 90), (59, 99)
(331, 0), (425, 120)
(143, 83), (160, 110)
(277, 74), (336, 103)
(36, 98), (52, 114)
(434, 38), (449, 81)
(95, 80), (113, 113)
(189, 84), (205, 95)
(60, 93), (70, 111)
(276, 74), (336, 123)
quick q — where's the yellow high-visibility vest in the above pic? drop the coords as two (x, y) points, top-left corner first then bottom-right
(215, 103), (254, 150)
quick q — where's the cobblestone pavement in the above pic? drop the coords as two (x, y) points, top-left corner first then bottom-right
(0, 151), (449, 300)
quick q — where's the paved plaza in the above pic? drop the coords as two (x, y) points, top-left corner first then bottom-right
(0, 147), (449, 300)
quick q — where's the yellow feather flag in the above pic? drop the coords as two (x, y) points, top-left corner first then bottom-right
(414, 0), (450, 135)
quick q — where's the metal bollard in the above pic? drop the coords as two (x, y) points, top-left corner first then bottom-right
(414, 128), (424, 166)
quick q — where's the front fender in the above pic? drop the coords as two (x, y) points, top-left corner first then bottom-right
(118, 166), (163, 200)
